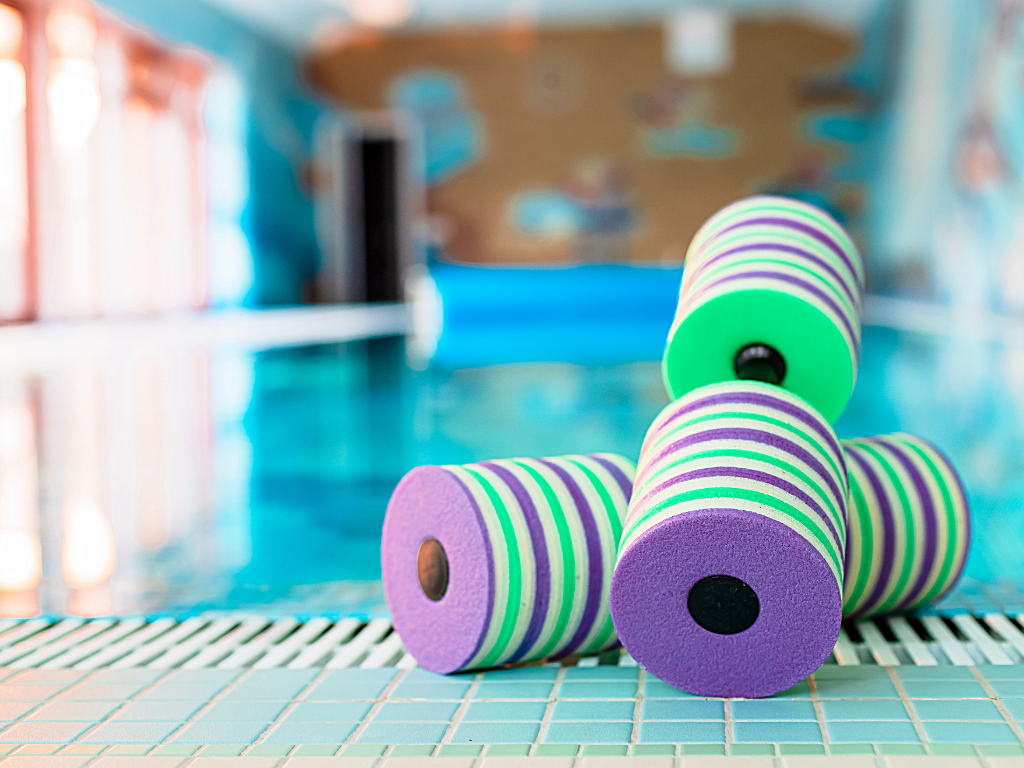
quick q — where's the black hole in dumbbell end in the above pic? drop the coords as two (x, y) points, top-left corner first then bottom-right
(687, 574), (760, 635)
(417, 538), (449, 601)
(734, 343), (786, 386)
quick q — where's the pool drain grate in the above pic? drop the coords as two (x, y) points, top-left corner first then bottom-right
(0, 611), (1019, 670)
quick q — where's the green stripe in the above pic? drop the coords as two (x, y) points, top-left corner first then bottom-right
(463, 466), (523, 668)
(843, 452), (876, 614)
(511, 459), (575, 661)
(623, 485), (843, 578)
(855, 442), (916, 615)
(643, 409), (845, 490)
(565, 457), (621, 653)
(635, 446), (844, 540)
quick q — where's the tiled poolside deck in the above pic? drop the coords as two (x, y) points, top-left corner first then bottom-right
(0, 664), (1023, 765)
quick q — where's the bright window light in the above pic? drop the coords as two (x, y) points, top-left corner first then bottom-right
(61, 498), (117, 589)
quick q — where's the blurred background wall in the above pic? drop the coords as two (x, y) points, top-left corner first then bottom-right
(1, 0), (1021, 313)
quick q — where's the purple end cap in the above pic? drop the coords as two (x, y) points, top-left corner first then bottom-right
(610, 508), (841, 699)
(381, 466), (491, 674)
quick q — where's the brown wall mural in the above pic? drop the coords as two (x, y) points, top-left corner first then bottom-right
(307, 19), (861, 265)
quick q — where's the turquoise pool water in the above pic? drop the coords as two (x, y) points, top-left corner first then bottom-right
(228, 321), (1024, 609)
(22, 306), (1024, 617)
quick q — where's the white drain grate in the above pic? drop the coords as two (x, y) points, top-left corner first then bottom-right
(0, 611), (1019, 670)
(836, 613), (1024, 666)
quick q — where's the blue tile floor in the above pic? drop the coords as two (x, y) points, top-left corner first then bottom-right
(0, 664), (1021, 763)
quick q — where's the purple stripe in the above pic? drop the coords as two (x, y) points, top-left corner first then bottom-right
(482, 463), (551, 664)
(914, 437), (971, 597)
(539, 458), (604, 658)
(691, 241), (858, 306)
(846, 448), (895, 617)
(645, 390), (844, 469)
(688, 269), (859, 361)
(447, 470), (496, 665)
(874, 441), (938, 612)
(709, 216), (862, 290)
(634, 463), (841, 547)
(590, 455), (634, 502)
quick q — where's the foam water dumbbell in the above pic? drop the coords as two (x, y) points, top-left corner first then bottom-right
(842, 434), (970, 618)
(663, 195), (864, 423)
(610, 380), (847, 698)
(383, 453), (635, 673)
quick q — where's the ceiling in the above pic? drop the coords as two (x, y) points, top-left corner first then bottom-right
(200, 0), (890, 52)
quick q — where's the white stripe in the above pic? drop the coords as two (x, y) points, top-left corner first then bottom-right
(843, 451), (887, 616)
(641, 385), (847, 479)
(639, 416), (846, 499)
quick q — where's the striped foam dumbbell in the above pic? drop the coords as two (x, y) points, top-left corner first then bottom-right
(382, 453), (635, 673)
(610, 380), (847, 698)
(842, 434), (970, 618)
(663, 195), (863, 424)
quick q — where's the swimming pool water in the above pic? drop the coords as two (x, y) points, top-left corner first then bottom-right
(242, 323), (1024, 603)
(15, 317), (1024, 617)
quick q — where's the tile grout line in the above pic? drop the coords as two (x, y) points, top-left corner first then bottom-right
(341, 664), (410, 759)
(434, 669), (483, 754)
(886, 664), (928, 755)
(149, 664), (255, 752)
(534, 663), (568, 757)
(723, 696), (732, 756)
(66, 666), (177, 752)
(0, 669), (89, 751)
(970, 664), (1024, 756)
(1, 667), (174, 762)
(77, 743), (113, 768)
(808, 671), (832, 757)
(239, 663), (334, 757)
(628, 666), (644, 755)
